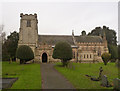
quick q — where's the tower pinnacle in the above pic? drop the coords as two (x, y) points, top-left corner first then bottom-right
(72, 30), (74, 36)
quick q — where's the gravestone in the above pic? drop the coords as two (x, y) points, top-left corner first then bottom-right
(68, 62), (75, 70)
(101, 75), (111, 87)
(101, 75), (108, 87)
(113, 78), (120, 90)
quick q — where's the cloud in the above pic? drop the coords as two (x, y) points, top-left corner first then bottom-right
(2, 2), (118, 41)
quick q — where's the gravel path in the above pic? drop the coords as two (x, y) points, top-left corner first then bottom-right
(40, 63), (75, 89)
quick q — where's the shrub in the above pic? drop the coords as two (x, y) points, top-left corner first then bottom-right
(16, 45), (34, 64)
(118, 45), (120, 60)
(102, 52), (111, 65)
(52, 41), (72, 67)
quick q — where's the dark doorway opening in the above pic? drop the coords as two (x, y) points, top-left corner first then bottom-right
(42, 53), (47, 63)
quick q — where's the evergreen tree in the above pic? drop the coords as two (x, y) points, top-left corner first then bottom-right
(2, 31), (19, 61)
(16, 45), (34, 64)
(88, 26), (117, 45)
(102, 52), (111, 65)
(52, 41), (72, 67)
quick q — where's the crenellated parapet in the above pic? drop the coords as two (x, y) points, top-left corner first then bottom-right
(20, 13), (37, 20)
(18, 13), (38, 56)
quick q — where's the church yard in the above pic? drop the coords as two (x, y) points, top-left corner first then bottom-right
(2, 62), (41, 89)
(2, 61), (119, 89)
(1, 11), (119, 90)
(55, 62), (118, 89)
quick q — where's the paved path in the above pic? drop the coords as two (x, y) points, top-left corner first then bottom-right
(40, 63), (75, 89)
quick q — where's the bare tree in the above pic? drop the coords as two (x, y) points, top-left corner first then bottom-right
(1, 32), (6, 44)
(0, 25), (6, 44)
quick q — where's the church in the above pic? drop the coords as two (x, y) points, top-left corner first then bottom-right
(18, 13), (109, 63)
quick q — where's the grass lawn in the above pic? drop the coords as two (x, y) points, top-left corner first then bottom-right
(2, 61), (41, 89)
(55, 62), (119, 89)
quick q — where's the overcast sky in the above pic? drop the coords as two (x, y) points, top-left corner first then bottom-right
(0, 0), (119, 43)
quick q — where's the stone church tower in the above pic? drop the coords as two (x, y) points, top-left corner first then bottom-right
(18, 13), (109, 63)
(18, 13), (38, 54)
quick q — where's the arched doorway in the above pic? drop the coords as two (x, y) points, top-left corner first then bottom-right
(42, 53), (47, 63)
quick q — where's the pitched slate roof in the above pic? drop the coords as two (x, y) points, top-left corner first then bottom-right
(75, 36), (103, 43)
(38, 35), (75, 45)
(38, 35), (103, 45)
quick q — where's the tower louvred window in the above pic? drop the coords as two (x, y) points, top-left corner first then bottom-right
(27, 20), (31, 27)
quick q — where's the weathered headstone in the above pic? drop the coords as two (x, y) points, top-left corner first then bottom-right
(113, 78), (120, 90)
(9, 58), (12, 64)
(115, 59), (119, 67)
(101, 75), (108, 87)
(68, 62), (75, 70)
(16, 58), (20, 63)
(101, 75), (111, 87)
